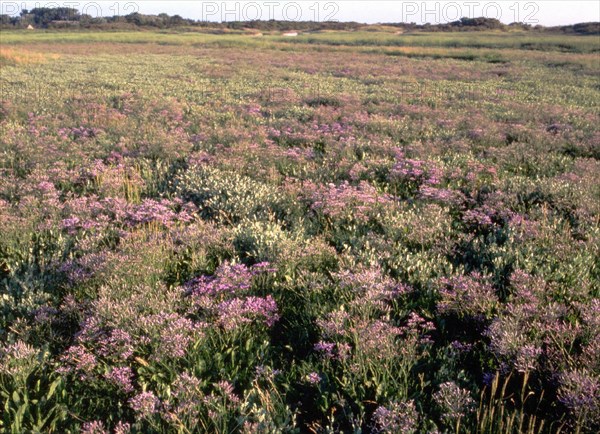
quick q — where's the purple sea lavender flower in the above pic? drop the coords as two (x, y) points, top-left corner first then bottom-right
(482, 372), (496, 387)
(405, 312), (436, 333)
(185, 262), (253, 298)
(216, 295), (279, 330)
(172, 372), (202, 400)
(71, 126), (102, 139)
(433, 382), (474, 421)
(306, 372), (321, 384)
(137, 313), (203, 360)
(33, 305), (58, 324)
(129, 391), (160, 417)
(81, 421), (108, 434)
(355, 319), (404, 359)
(337, 342), (352, 361)
(514, 345), (542, 373)
(0, 341), (38, 376)
(438, 273), (497, 319)
(97, 329), (135, 361)
(57, 345), (97, 379)
(336, 265), (408, 305)
(165, 372), (203, 420)
(126, 199), (178, 227)
(389, 150), (441, 189)
(311, 181), (391, 223)
(245, 103), (262, 116)
(317, 310), (350, 338)
(157, 315), (203, 359)
(255, 365), (282, 380)
(450, 341), (473, 353)
(399, 312), (436, 347)
(485, 317), (527, 359)
(372, 400), (418, 434)
(390, 158), (427, 182)
(462, 209), (494, 228)
(557, 370), (600, 418)
(114, 421), (131, 434)
(251, 261), (277, 274)
(580, 299), (600, 331)
(215, 380), (241, 405)
(104, 366), (134, 393)
(314, 341), (336, 359)
(419, 186), (465, 206)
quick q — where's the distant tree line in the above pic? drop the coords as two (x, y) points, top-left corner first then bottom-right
(1, 8), (598, 35)
(382, 17), (599, 34)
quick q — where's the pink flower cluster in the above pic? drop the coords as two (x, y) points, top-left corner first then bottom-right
(185, 262), (279, 331)
(311, 181), (392, 223)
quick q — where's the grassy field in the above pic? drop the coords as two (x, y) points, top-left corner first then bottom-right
(1, 29), (599, 433)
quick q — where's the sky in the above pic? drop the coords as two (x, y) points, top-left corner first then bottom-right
(4, 1), (600, 25)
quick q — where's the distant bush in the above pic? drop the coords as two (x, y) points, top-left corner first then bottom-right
(2, 6), (597, 33)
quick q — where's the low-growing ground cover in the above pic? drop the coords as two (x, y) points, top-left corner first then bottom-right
(0, 29), (599, 433)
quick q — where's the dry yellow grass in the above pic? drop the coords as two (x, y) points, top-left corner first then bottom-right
(0, 47), (60, 64)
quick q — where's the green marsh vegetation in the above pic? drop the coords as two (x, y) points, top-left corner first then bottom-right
(1, 25), (599, 433)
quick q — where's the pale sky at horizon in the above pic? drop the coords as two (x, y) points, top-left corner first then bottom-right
(4, 1), (600, 26)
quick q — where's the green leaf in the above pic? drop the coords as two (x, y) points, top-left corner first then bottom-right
(47, 378), (61, 400)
